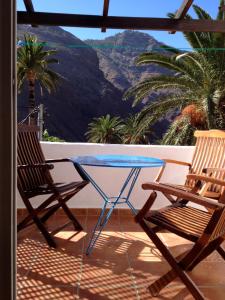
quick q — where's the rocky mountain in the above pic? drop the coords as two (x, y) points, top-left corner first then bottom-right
(85, 30), (170, 92)
(17, 26), (170, 142)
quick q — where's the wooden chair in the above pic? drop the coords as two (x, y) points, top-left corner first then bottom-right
(136, 179), (225, 299)
(17, 124), (89, 247)
(155, 130), (225, 201)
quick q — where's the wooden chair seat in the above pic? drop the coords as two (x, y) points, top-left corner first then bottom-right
(54, 181), (87, 194)
(24, 181), (87, 197)
(145, 206), (212, 241)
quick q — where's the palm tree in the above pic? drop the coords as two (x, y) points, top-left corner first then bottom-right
(120, 114), (150, 144)
(162, 116), (197, 146)
(85, 114), (122, 144)
(17, 34), (61, 124)
(124, 1), (225, 144)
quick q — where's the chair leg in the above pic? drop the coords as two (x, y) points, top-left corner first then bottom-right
(17, 214), (33, 232)
(135, 191), (157, 223)
(18, 196), (57, 248)
(138, 219), (205, 300)
(18, 193), (59, 231)
(32, 214), (56, 248)
(217, 245), (225, 260)
(149, 267), (204, 300)
(41, 194), (83, 231)
(41, 203), (61, 223)
(187, 238), (225, 271)
(149, 250), (189, 295)
(148, 269), (177, 296)
(60, 198), (83, 231)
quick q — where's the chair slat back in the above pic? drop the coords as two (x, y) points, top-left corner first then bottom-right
(186, 130), (225, 194)
(17, 124), (52, 193)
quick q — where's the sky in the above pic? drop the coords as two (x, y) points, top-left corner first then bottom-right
(17, 0), (219, 50)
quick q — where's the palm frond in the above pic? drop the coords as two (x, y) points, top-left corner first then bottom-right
(17, 34), (61, 96)
(162, 116), (196, 145)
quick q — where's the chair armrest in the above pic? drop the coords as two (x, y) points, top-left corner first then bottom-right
(46, 158), (90, 182)
(187, 174), (225, 187)
(155, 159), (191, 182)
(45, 158), (70, 163)
(142, 182), (224, 210)
(163, 159), (191, 167)
(18, 163), (54, 170)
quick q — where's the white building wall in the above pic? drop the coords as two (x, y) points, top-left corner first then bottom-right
(17, 143), (195, 210)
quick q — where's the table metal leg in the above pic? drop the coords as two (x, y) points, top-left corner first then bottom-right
(86, 201), (108, 255)
(78, 166), (141, 255)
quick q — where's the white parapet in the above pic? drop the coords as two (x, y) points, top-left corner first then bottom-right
(17, 142), (195, 209)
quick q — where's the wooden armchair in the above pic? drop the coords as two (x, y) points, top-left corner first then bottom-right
(155, 130), (225, 201)
(17, 124), (89, 247)
(136, 176), (225, 299)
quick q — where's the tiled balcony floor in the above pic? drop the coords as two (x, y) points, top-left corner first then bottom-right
(17, 213), (225, 299)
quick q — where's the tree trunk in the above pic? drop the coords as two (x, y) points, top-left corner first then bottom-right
(27, 71), (36, 125)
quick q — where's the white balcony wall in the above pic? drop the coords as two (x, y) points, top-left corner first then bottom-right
(17, 143), (195, 209)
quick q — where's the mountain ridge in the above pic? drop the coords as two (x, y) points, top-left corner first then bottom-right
(85, 30), (171, 91)
(17, 26), (169, 142)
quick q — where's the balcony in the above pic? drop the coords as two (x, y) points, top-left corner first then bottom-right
(17, 143), (225, 299)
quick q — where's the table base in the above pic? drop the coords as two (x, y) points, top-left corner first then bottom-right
(78, 166), (140, 255)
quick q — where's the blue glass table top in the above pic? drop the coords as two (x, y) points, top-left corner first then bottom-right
(70, 154), (164, 168)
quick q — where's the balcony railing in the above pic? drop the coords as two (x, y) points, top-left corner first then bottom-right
(17, 142), (195, 209)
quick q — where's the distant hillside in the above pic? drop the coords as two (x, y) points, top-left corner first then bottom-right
(17, 26), (170, 142)
(85, 30), (170, 91)
(17, 25), (138, 141)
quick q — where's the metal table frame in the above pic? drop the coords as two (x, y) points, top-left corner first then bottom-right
(71, 155), (164, 255)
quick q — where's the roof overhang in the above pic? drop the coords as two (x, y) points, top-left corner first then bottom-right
(17, 12), (225, 33)
(18, 0), (225, 33)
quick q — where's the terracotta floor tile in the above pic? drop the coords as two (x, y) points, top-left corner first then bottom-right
(129, 259), (180, 290)
(17, 284), (76, 300)
(200, 286), (225, 300)
(80, 258), (132, 289)
(17, 214), (225, 300)
(119, 215), (135, 222)
(83, 231), (129, 259)
(136, 284), (193, 300)
(78, 284), (137, 300)
(17, 275), (46, 289)
(86, 215), (121, 232)
(120, 216), (138, 229)
(52, 215), (87, 229)
(17, 225), (37, 241)
(190, 261), (225, 285)
(29, 247), (82, 285)
(124, 231), (164, 262)
(158, 232), (193, 258)
(159, 232), (192, 247)
(53, 230), (86, 256)
(137, 285), (225, 300)
(204, 250), (225, 263)
(17, 239), (40, 270)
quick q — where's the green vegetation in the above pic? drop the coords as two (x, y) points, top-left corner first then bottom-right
(42, 130), (65, 142)
(124, 1), (225, 145)
(86, 114), (150, 144)
(17, 34), (61, 124)
(86, 114), (122, 144)
(120, 114), (150, 144)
